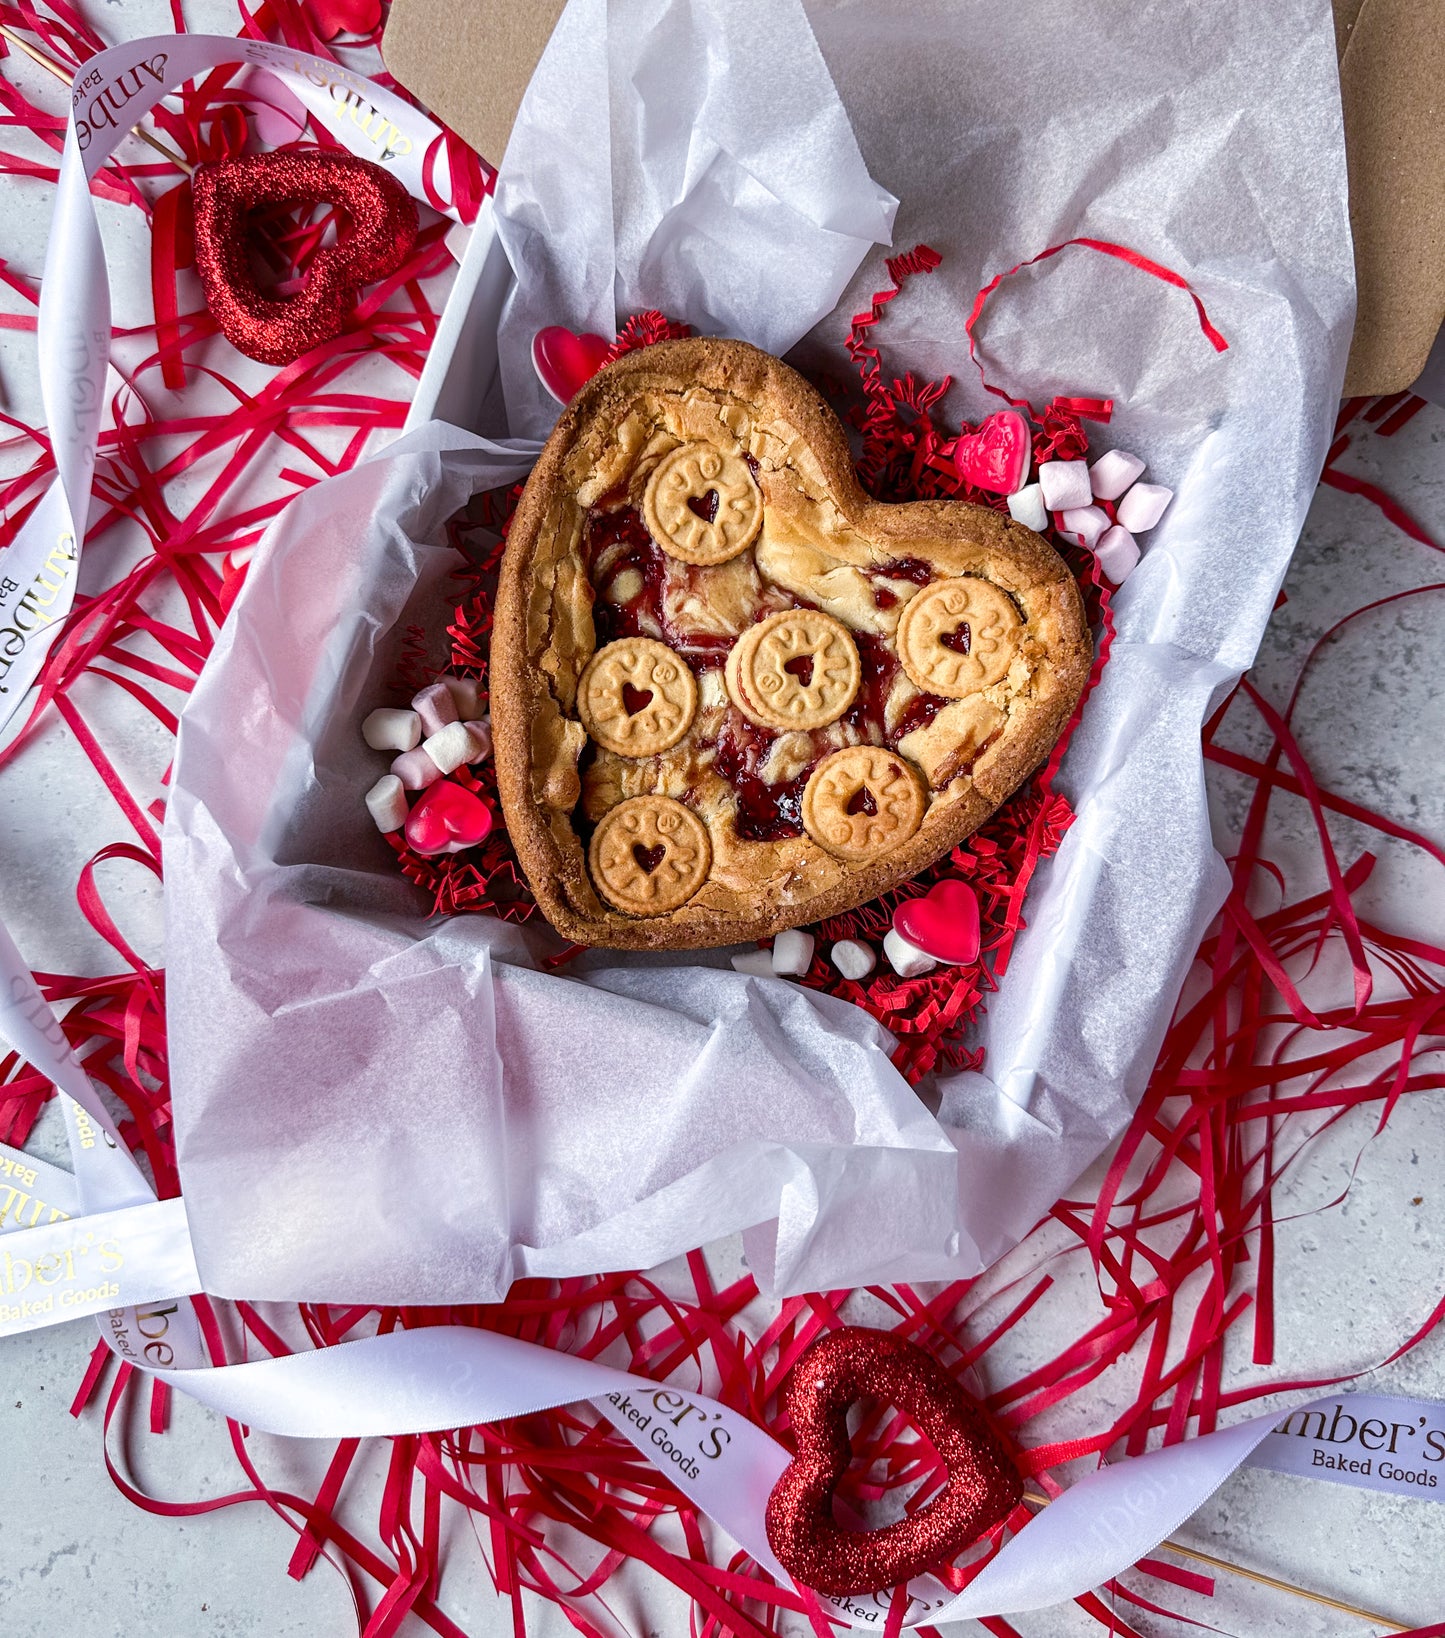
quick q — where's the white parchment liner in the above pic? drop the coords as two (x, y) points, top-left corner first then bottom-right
(165, 0), (1354, 1301)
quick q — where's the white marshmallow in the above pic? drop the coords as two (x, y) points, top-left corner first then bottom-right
(362, 707), (422, 753)
(462, 719), (493, 763)
(1006, 483), (1048, 533)
(883, 928), (937, 978)
(423, 721), (477, 776)
(1094, 524), (1141, 584)
(1059, 505), (1109, 552)
(1116, 481), (1173, 534)
(1037, 459), (1092, 513)
(831, 939), (876, 981)
(364, 774), (408, 834)
(411, 681), (458, 735)
(391, 748), (443, 790)
(731, 949), (776, 978)
(771, 929), (815, 977)
(1088, 448), (1146, 501)
(443, 675), (483, 720)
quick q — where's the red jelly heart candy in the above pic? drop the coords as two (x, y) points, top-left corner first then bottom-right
(192, 150), (418, 366)
(405, 780), (493, 856)
(953, 409), (1031, 496)
(892, 877), (981, 965)
(766, 1327), (1022, 1596)
(533, 326), (612, 404)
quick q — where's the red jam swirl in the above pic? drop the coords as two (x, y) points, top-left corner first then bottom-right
(583, 509), (953, 839)
(712, 715), (811, 841)
(585, 505), (784, 664)
(709, 632), (950, 841)
(890, 692), (948, 740)
(841, 632), (900, 736)
(586, 507), (667, 648)
(875, 556), (934, 585)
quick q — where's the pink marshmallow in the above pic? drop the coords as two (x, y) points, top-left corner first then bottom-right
(1088, 448), (1146, 501)
(391, 748), (444, 790)
(1116, 482), (1173, 534)
(443, 675), (483, 719)
(1059, 505), (1109, 552)
(411, 681), (458, 735)
(1094, 524), (1140, 584)
(1037, 459), (1092, 513)
(462, 719), (493, 763)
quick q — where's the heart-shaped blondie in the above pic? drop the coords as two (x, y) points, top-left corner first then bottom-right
(492, 339), (1090, 950)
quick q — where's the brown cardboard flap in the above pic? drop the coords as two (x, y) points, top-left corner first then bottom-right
(1337, 0), (1445, 394)
(1331, 0), (1368, 53)
(385, 0), (1445, 397)
(382, 0), (567, 171)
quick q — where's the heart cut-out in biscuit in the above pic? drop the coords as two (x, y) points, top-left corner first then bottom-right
(492, 338), (1091, 950)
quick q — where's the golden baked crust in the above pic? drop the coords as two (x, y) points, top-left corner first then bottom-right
(492, 338), (1092, 950)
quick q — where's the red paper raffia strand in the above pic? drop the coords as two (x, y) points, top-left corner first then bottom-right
(965, 236), (1227, 416)
(2, 4), (1444, 1634)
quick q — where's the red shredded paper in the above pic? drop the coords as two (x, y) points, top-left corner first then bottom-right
(2, 4), (1444, 1636)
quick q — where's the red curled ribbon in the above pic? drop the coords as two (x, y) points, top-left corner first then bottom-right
(966, 236), (1229, 413)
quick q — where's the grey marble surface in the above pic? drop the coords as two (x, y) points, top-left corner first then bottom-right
(2, 10), (1445, 1630)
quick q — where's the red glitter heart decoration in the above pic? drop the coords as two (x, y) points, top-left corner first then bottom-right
(532, 326), (612, 404)
(892, 877), (981, 965)
(404, 780), (494, 856)
(953, 408), (1031, 495)
(766, 1327), (1022, 1597)
(192, 150), (418, 366)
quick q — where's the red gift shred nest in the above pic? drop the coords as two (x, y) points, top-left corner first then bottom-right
(388, 256), (1115, 1078)
(2, 7), (1444, 1629)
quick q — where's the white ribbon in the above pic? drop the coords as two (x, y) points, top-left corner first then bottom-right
(0, 32), (1432, 1627)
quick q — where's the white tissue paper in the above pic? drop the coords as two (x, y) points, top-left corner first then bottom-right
(164, 0), (1353, 1301)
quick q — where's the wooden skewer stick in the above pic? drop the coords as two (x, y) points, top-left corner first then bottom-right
(1022, 1491), (1407, 1632)
(0, 23), (194, 174)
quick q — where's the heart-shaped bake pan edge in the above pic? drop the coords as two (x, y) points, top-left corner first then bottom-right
(493, 337), (1092, 950)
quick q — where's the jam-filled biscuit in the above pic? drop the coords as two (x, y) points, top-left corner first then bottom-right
(643, 441), (763, 566)
(724, 609), (861, 732)
(492, 337), (1092, 949)
(801, 747), (927, 862)
(578, 637), (698, 757)
(896, 577), (1022, 698)
(588, 796), (712, 916)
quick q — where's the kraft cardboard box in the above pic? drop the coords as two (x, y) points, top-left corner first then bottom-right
(382, 0), (1445, 397)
